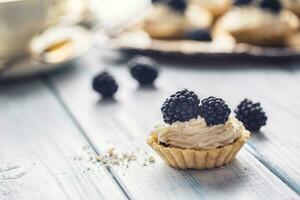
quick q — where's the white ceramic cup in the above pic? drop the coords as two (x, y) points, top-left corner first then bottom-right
(0, 0), (49, 63)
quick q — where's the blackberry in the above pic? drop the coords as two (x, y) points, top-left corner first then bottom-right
(235, 99), (267, 132)
(259, 0), (282, 13)
(92, 72), (118, 98)
(128, 56), (159, 85)
(199, 96), (231, 126)
(233, 0), (253, 6)
(185, 29), (212, 41)
(161, 89), (200, 124)
(168, 0), (187, 13)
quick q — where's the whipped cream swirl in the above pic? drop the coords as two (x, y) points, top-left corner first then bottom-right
(156, 117), (246, 150)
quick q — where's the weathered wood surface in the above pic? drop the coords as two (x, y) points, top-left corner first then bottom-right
(0, 79), (126, 200)
(47, 49), (300, 199)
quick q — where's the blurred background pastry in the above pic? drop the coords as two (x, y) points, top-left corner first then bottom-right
(215, 0), (299, 46)
(143, 0), (187, 39)
(143, 0), (212, 39)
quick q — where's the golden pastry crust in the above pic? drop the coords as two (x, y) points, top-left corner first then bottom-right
(189, 0), (231, 18)
(147, 131), (250, 169)
(215, 6), (299, 46)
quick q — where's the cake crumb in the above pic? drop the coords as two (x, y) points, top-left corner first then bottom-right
(93, 146), (155, 168)
(148, 156), (155, 163)
(107, 147), (115, 157)
(128, 155), (136, 161)
(96, 155), (104, 162)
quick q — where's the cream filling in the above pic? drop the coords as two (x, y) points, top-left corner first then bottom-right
(156, 117), (246, 150)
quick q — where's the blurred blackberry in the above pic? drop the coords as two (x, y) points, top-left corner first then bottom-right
(128, 56), (159, 85)
(259, 0), (282, 13)
(185, 29), (212, 41)
(161, 89), (200, 124)
(92, 72), (118, 98)
(233, 0), (253, 6)
(199, 96), (231, 126)
(168, 0), (187, 12)
(235, 99), (267, 132)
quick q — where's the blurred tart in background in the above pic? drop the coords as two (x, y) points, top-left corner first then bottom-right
(215, 0), (299, 46)
(143, 2), (186, 39)
(143, 0), (212, 39)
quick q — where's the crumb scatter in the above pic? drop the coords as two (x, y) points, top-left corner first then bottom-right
(81, 145), (156, 168)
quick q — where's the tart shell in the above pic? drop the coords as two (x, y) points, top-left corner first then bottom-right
(147, 131), (250, 169)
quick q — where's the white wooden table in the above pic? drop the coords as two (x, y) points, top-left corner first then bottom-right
(1, 48), (300, 200)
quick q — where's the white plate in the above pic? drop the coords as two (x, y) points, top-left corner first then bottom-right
(0, 26), (93, 80)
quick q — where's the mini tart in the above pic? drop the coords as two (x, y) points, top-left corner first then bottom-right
(143, 4), (213, 39)
(215, 6), (299, 46)
(189, 0), (231, 18)
(147, 130), (250, 169)
(143, 4), (186, 39)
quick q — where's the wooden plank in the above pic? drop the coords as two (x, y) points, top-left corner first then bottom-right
(0, 79), (126, 200)
(48, 49), (299, 199)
